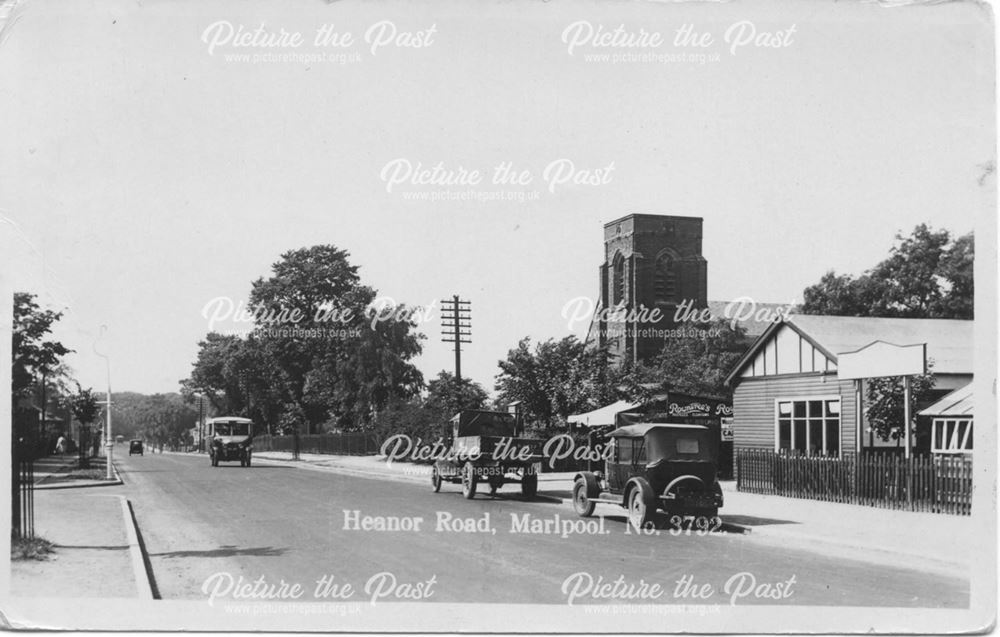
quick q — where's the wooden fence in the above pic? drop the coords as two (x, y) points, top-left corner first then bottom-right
(253, 433), (379, 456)
(735, 450), (972, 515)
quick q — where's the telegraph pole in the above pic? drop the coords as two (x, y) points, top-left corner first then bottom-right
(440, 295), (471, 381)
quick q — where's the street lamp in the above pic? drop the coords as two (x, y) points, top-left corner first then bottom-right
(93, 326), (113, 481)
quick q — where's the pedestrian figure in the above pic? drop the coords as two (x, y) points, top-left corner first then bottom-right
(55, 434), (67, 455)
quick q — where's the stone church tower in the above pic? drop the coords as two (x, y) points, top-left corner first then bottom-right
(586, 214), (708, 365)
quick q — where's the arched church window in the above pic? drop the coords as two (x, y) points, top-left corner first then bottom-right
(654, 254), (678, 303)
(612, 253), (626, 305)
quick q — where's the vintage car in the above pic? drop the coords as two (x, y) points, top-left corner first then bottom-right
(128, 439), (143, 456)
(431, 410), (545, 499)
(572, 423), (723, 530)
(207, 416), (253, 467)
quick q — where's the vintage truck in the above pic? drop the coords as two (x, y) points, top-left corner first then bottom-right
(431, 410), (545, 499)
(207, 416), (254, 467)
(572, 422), (724, 531)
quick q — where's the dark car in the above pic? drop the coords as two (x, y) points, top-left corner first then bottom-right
(207, 417), (253, 467)
(129, 439), (143, 456)
(572, 423), (723, 530)
(431, 410), (544, 499)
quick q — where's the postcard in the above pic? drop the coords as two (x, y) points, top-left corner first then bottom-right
(1, 0), (995, 632)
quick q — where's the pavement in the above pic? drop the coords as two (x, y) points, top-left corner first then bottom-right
(11, 450), (150, 598)
(32, 454), (122, 489)
(251, 450), (973, 577)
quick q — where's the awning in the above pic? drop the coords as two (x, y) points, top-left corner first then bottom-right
(919, 382), (973, 418)
(567, 400), (638, 427)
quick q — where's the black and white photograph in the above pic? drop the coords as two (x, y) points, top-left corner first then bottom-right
(0, 0), (996, 632)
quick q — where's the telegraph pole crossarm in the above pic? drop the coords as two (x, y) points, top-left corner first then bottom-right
(440, 295), (472, 382)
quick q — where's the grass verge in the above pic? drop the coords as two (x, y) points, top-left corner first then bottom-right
(11, 536), (54, 561)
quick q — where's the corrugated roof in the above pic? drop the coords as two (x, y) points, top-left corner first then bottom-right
(787, 315), (973, 374)
(919, 383), (974, 417)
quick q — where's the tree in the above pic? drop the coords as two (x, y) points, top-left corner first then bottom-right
(369, 397), (446, 449)
(864, 370), (936, 444)
(12, 292), (72, 398)
(495, 336), (617, 430)
(626, 319), (751, 400)
(425, 372), (488, 416)
(181, 245), (424, 434)
(800, 225), (973, 319)
(67, 385), (99, 467)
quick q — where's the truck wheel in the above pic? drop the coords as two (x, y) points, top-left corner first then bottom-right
(431, 466), (442, 492)
(627, 479), (657, 531)
(461, 462), (478, 500)
(573, 479), (596, 517)
(211, 455), (218, 467)
(246, 453), (252, 467)
(521, 473), (537, 499)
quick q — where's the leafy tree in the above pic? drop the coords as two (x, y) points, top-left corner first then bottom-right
(425, 372), (488, 417)
(12, 292), (72, 399)
(864, 369), (937, 443)
(800, 225), (973, 319)
(67, 384), (99, 467)
(182, 245), (424, 434)
(179, 333), (247, 414)
(135, 394), (199, 450)
(627, 319), (750, 399)
(370, 397), (447, 449)
(495, 336), (618, 430)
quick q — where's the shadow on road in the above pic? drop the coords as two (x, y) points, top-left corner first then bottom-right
(151, 545), (287, 558)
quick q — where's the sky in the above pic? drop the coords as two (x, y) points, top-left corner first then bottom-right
(1, 0), (994, 397)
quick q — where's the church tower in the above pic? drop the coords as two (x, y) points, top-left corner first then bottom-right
(587, 214), (708, 365)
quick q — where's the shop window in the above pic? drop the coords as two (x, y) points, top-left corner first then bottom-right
(932, 418), (973, 454)
(776, 398), (841, 456)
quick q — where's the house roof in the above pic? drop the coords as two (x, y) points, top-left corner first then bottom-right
(919, 383), (974, 417)
(706, 300), (788, 337)
(726, 315), (973, 384)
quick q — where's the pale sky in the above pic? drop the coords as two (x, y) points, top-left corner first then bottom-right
(1, 0), (993, 396)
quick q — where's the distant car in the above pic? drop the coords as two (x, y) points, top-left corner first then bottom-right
(206, 417), (254, 467)
(572, 423), (723, 531)
(129, 439), (144, 456)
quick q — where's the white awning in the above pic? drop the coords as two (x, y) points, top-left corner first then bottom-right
(567, 400), (638, 427)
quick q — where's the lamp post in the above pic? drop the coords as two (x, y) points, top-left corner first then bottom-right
(94, 326), (113, 480)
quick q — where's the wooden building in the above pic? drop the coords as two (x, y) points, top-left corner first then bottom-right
(724, 315), (973, 457)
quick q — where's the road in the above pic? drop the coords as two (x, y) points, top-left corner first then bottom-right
(117, 452), (968, 607)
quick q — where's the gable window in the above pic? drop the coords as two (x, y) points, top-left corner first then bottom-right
(932, 418), (972, 454)
(776, 398), (840, 456)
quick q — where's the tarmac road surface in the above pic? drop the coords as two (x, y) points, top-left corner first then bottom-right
(117, 453), (968, 607)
